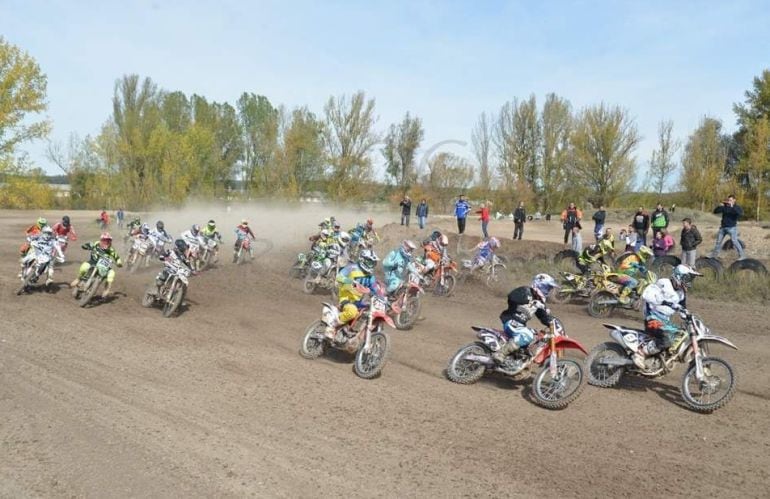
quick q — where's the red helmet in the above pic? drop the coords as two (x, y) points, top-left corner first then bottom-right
(99, 232), (113, 248)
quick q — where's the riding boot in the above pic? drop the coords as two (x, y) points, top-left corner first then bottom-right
(492, 339), (519, 364)
(618, 287), (632, 305)
(101, 282), (113, 299)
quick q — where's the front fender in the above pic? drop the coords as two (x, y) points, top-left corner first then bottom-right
(699, 335), (738, 350)
(373, 311), (395, 328)
(533, 337), (588, 364)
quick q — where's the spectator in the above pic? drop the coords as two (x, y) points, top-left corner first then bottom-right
(99, 210), (110, 230)
(399, 195), (412, 227)
(650, 202), (670, 238)
(631, 206), (650, 249)
(116, 208), (125, 229)
(476, 202), (490, 239)
(416, 199), (429, 229)
(560, 202), (583, 245)
(513, 201), (525, 240)
(710, 194), (746, 260)
(652, 230), (674, 257)
(571, 223), (583, 253)
(454, 194), (471, 234)
(680, 218), (702, 266)
(670, 203), (676, 213)
(620, 225), (637, 253)
(592, 205), (606, 241)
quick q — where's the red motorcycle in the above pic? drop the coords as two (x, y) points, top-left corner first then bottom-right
(446, 318), (587, 409)
(422, 257), (458, 296)
(390, 270), (424, 330)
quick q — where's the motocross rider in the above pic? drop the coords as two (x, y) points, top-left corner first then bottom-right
(181, 224), (205, 261)
(324, 249), (381, 342)
(19, 217), (49, 255)
(148, 239), (195, 298)
(421, 231), (449, 277)
(149, 220), (173, 254)
(632, 264), (702, 369)
(382, 240), (419, 296)
(470, 237), (500, 271)
(52, 216), (78, 250)
(69, 232), (123, 298)
(613, 245), (654, 305)
(20, 226), (65, 285)
(233, 219), (256, 262)
(493, 274), (560, 363)
(576, 239), (612, 275)
(200, 219), (222, 242)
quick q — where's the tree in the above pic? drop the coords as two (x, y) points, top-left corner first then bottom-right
(471, 112), (493, 190)
(0, 37), (50, 157)
(493, 95), (541, 191)
(423, 152), (474, 212)
(571, 103), (640, 206)
(382, 112), (424, 190)
(680, 117), (729, 211)
(279, 106), (324, 196)
(646, 119), (680, 194)
(322, 91), (379, 200)
(540, 93), (572, 212)
(739, 116), (770, 220)
(734, 69), (770, 130)
(237, 93), (279, 193)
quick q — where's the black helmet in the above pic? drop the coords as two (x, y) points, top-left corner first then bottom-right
(175, 239), (188, 253)
(62, 215), (71, 227)
(430, 230), (442, 241)
(156, 221), (165, 230)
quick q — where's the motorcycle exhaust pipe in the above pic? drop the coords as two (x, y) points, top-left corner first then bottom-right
(598, 357), (633, 366)
(464, 354), (495, 365)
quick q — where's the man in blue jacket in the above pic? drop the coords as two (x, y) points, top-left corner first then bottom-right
(455, 194), (471, 234)
(710, 194), (746, 260)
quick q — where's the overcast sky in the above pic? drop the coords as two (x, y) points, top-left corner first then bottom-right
(3, 0), (769, 185)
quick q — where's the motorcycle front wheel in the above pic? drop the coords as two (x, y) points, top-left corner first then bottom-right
(77, 276), (101, 307)
(16, 266), (36, 295)
(680, 356), (737, 413)
(354, 331), (389, 379)
(531, 358), (585, 410)
(299, 320), (327, 359)
(162, 282), (185, 318)
(434, 274), (456, 297)
(395, 295), (422, 330)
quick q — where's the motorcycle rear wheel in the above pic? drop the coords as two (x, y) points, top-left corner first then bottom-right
(446, 343), (487, 384)
(531, 358), (585, 409)
(299, 320), (327, 359)
(680, 356), (737, 413)
(585, 342), (626, 387)
(354, 331), (389, 379)
(588, 290), (616, 318)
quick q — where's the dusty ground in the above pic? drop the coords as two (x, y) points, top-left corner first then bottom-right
(1, 208), (769, 498)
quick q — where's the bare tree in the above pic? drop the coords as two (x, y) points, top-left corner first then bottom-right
(571, 103), (640, 206)
(382, 112), (424, 191)
(424, 152), (475, 212)
(646, 119), (681, 194)
(322, 91), (379, 199)
(492, 95), (541, 191)
(471, 112), (493, 190)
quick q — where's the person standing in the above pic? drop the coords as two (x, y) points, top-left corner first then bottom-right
(650, 202), (670, 238)
(560, 203), (582, 245)
(416, 199), (429, 229)
(591, 205), (606, 241)
(513, 201), (525, 240)
(571, 223), (583, 253)
(399, 195), (412, 227)
(455, 194), (471, 234)
(631, 206), (650, 249)
(680, 218), (702, 267)
(477, 202), (490, 239)
(710, 194), (746, 259)
(116, 208), (125, 229)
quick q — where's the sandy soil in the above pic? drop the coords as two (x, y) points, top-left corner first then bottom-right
(1, 209), (768, 498)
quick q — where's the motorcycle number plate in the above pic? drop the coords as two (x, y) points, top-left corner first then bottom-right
(409, 274), (420, 285)
(97, 258), (112, 268)
(372, 299), (387, 313)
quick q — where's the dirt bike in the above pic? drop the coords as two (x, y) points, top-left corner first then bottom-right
(421, 258), (458, 297)
(585, 309), (738, 413)
(299, 293), (394, 379)
(446, 318), (587, 409)
(141, 260), (191, 318)
(587, 269), (657, 318)
(389, 270), (424, 330)
(233, 237), (253, 265)
(459, 254), (507, 289)
(303, 255), (342, 295)
(549, 264), (611, 304)
(71, 252), (115, 307)
(199, 236), (220, 270)
(17, 240), (61, 295)
(126, 236), (153, 273)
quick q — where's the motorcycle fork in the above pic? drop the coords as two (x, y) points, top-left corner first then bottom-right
(691, 332), (704, 381)
(548, 324), (559, 377)
(362, 310), (374, 351)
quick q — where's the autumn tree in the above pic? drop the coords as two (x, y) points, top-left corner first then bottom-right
(322, 91), (379, 200)
(382, 112), (424, 191)
(645, 119), (680, 194)
(237, 93), (279, 194)
(680, 117), (729, 211)
(424, 152), (475, 212)
(739, 116), (770, 220)
(279, 106), (324, 196)
(540, 93), (572, 212)
(471, 112), (493, 190)
(493, 95), (540, 191)
(571, 103), (640, 206)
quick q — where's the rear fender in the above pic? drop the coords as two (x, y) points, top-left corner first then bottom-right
(476, 331), (503, 351)
(609, 329), (639, 352)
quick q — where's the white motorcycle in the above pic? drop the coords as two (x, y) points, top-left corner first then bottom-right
(18, 238), (64, 295)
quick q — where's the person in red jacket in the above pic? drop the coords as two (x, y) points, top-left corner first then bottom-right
(52, 215), (78, 252)
(476, 202), (491, 239)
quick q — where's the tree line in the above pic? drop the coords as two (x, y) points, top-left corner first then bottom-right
(1, 36), (769, 219)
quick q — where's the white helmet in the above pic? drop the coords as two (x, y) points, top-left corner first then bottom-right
(319, 229), (330, 239)
(671, 264), (702, 289)
(338, 231), (351, 246)
(531, 273), (559, 300)
(401, 240), (417, 255)
(41, 226), (54, 238)
(359, 249), (379, 274)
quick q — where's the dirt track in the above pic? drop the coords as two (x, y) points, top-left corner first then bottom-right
(1, 210), (768, 498)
